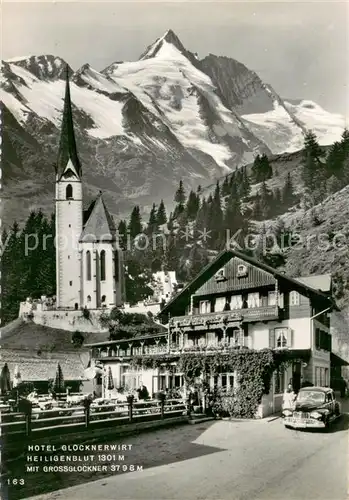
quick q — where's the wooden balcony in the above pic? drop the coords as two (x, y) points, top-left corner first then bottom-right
(170, 305), (280, 330)
(95, 344), (169, 360)
(169, 339), (249, 354)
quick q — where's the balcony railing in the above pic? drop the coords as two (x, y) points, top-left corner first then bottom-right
(95, 344), (169, 359)
(169, 339), (248, 353)
(170, 305), (279, 329)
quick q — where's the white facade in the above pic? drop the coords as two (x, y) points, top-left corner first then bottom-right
(55, 161), (83, 309)
(80, 241), (124, 309)
(54, 76), (124, 311)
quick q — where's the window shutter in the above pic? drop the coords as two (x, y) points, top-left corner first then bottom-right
(269, 329), (275, 348)
(286, 328), (293, 348)
(183, 333), (188, 346)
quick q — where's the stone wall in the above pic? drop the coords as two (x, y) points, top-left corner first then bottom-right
(21, 308), (108, 333)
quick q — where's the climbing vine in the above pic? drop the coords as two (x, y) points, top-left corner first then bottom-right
(130, 349), (294, 418)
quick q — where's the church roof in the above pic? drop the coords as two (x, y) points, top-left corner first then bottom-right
(80, 192), (116, 242)
(56, 66), (82, 179)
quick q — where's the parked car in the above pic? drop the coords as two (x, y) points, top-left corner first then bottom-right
(282, 387), (340, 430)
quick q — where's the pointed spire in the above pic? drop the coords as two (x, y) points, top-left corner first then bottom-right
(56, 65), (82, 179)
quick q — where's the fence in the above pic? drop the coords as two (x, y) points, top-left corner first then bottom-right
(0, 398), (187, 440)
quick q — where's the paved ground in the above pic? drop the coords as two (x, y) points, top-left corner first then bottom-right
(6, 401), (349, 500)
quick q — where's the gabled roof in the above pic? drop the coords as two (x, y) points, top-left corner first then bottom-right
(56, 66), (82, 180)
(0, 319), (109, 382)
(80, 192), (116, 242)
(1, 349), (87, 382)
(295, 274), (332, 293)
(158, 249), (337, 318)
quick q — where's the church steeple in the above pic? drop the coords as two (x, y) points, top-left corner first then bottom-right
(56, 65), (82, 179)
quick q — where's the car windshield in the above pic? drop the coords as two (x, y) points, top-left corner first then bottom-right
(296, 391), (326, 404)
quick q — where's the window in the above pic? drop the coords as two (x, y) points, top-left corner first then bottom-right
(248, 293), (260, 308)
(215, 268), (226, 281)
(237, 264), (248, 277)
(275, 328), (288, 348)
(69, 281), (72, 286)
(290, 291), (300, 306)
(268, 291), (276, 306)
(114, 251), (119, 281)
(199, 300), (211, 314)
(216, 373), (235, 391)
(101, 295), (106, 303)
(215, 297), (226, 312)
(86, 251), (91, 281)
(228, 329), (243, 347)
(100, 250), (106, 281)
(279, 293), (284, 308)
(66, 184), (73, 199)
(270, 328), (291, 348)
(68, 255), (70, 260)
(230, 295), (242, 310)
(87, 295), (91, 303)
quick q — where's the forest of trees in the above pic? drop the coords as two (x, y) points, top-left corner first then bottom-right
(2, 130), (349, 324)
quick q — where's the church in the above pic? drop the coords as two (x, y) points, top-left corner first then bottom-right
(55, 68), (125, 311)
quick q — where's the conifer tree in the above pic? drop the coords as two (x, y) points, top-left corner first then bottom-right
(282, 172), (297, 208)
(301, 130), (325, 193)
(222, 176), (230, 197)
(156, 199), (167, 225)
(186, 190), (200, 221)
(241, 166), (251, 197)
(128, 206), (142, 238)
(207, 182), (224, 247)
(147, 203), (158, 233)
(118, 220), (128, 249)
(174, 180), (186, 217)
(53, 363), (65, 393)
(195, 197), (208, 234)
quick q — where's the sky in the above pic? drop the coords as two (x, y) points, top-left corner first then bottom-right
(2, 0), (349, 115)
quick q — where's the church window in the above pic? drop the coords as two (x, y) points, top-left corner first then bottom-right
(66, 184), (73, 199)
(114, 251), (119, 281)
(100, 250), (106, 281)
(86, 251), (91, 281)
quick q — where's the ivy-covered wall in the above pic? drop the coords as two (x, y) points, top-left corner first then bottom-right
(130, 349), (292, 418)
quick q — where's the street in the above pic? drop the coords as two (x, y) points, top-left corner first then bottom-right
(25, 404), (349, 500)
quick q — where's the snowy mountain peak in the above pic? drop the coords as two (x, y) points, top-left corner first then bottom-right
(138, 28), (197, 65)
(4, 55), (70, 81)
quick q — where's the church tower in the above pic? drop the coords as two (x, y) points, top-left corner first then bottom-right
(55, 68), (83, 309)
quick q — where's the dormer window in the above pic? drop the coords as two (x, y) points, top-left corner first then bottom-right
(66, 184), (73, 199)
(237, 264), (248, 278)
(215, 268), (226, 282)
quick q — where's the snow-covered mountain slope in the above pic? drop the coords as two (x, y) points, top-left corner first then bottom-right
(242, 98), (346, 153)
(1, 30), (347, 225)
